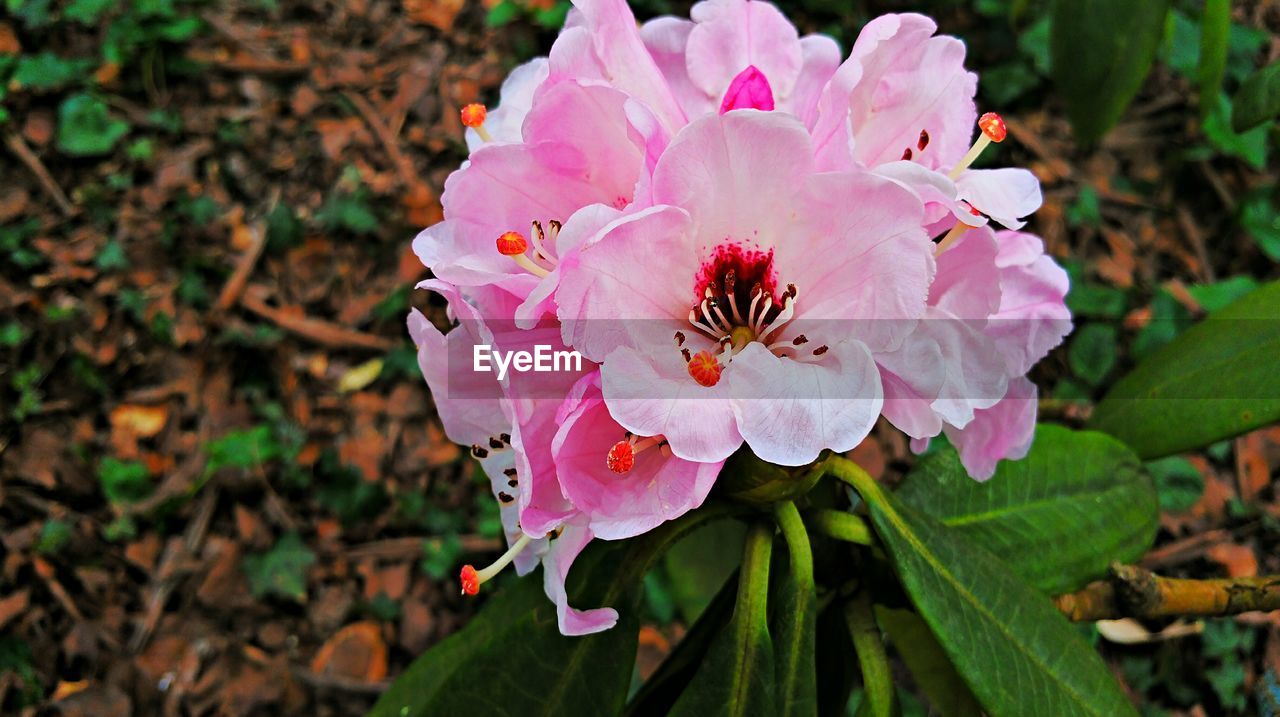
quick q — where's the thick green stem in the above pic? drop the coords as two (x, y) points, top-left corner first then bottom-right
(818, 456), (881, 498)
(730, 522), (774, 706)
(845, 588), (895, 717)
(806, 509), (875, 546)
(772, 502), (814, 716)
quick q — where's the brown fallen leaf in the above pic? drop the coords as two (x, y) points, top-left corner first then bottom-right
(403, 0), (465, 31)
(0, 22), (20, 55)
(0, 589), (30, 631)
(110, 404), (170, 439)
(1235, 432), (1269, 504)
(1206, 543), (1259, 578)
(310, 621), (388, 683)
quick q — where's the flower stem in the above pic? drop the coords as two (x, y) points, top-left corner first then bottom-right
(772, 502), (815, 716)
(805, 509), (875, 546)
(845, 587), (895, 717)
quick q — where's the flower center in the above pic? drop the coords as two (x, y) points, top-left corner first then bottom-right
(677, 244), (827, 386)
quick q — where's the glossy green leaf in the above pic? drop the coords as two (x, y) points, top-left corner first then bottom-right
(1049, 0), (1171, 143)
(663, 518), (745, 622)
(1067, 323), (1118, 386)
(877, 606), (982, 717)
(842, 464), (1139, 717)
(1198, 0), (1230, 119)
(625, 574), (737, 717)
(371, 508), (733, 717)
(369, 543), (637, 717)
(1232, 60), (1280, 132)
(896, 425), (1157, 595)
(771, 503), (816, 717)
(1091, 281), (1280, 459)
(669, 522), (775, 717)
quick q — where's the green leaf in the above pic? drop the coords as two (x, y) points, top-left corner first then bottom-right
(1204, 93), (1270, 170)
(1198, 0), (1229, 119)
(1130, 288), (1191, 362)
(771, 503), (816, 717)
(1187, 277), (1261, 313)
(57, 93), (129, 156)
(1232, 61), (1280, 133)
(98, 458), (152, 504)
(36, 518), (73, 555)
(243, 532), (316, 601)
(877, 607), (982, 717)
(896, 425), (1157, 595)
(1067, 283), (1127, 318)
(64, 0), (114, 23)
(373, 507), (735, 717)
(12, 52), (92, 91)
(1144, 456), (1204, 512)
(1050, 0), (1171, 143)
(668, 522), (775, 717)
(626, 574), (738, 717)
(1067, 323), (1118, 386)
(1241, 189), (1280, 261)
(206, 425), (280, 471)
(840, 463), (1139, 717)
(1091, 280), (1280, 459)
(663, 518), (744, 622)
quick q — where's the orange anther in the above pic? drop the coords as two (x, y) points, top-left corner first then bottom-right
(606, 441), (635, 473)
(460, 565), (480, 596)
(978, 112), (1007, 143)
(460, 104), (487, 128)
(496, 231), (529, 256)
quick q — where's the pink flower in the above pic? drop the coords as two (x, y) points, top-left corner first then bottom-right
(886, 228), (1071, 479)
(414, 79), (648, 322)
(408, 283), (619, 635)
(556, 110), (932, 465)
(406, 0), (1076, 634)
(553, 372), (724, 539)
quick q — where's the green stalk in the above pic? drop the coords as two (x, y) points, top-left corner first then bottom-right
(845, 588), (895, 717)
(806, 509), (875, 546)
(772, 502), (815, 716)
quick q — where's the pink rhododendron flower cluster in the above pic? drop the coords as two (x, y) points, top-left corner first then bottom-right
(409, 0), (1072, 635)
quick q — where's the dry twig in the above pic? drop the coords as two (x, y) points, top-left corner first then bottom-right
(1056, 563), (1280, 622)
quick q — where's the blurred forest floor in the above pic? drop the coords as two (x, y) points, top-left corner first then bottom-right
(1, 0), (1279, 714)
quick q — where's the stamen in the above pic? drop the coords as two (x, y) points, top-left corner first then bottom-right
(496, 231), (551, 278)
(674, 331), (686, 347)
(724, 269), (743, 322)
(918, 129), (930, 151)
(530, 221), (553, 264)
(901, 148), (913, 161)
(687, 350), (722, 387)
(752, 296), (773, 335)
(934, 220), (971, 256)
(459, 533), (534, 596)
(688, 309), (726, 340)
(471, 445), (489, 459)
(949, 112), (1007, 179)
(461, 104), (492, 143)
(756, 291), (796, 342)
